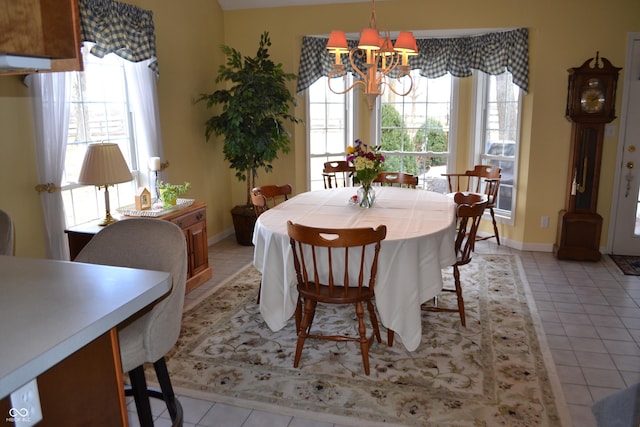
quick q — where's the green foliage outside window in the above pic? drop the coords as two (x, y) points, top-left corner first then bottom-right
(380, 104), (448, 176)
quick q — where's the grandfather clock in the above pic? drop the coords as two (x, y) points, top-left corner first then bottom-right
(554, 53), (621, 261)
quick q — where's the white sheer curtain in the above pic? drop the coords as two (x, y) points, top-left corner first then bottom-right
(25, 73), (72, 260)
(27, 46), (164, 260)
(123, 56), (166, 189)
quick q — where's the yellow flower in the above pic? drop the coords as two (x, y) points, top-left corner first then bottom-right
(346, 146), (355, 154)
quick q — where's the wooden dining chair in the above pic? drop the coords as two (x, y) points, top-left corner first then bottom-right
(251, 184), (292, 304)
(386, 192), (487, 347)
(250, 184), (293, 217)
(322, 160), (355, 189)
(373, 172), (419, 188)
(424, 192), (488, 326)
(287, 221), (387, 375)
(442, 164), (501, 245)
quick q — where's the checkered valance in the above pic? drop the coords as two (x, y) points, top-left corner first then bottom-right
(78, 0), (158, 75)
(297, 28), (529, 94)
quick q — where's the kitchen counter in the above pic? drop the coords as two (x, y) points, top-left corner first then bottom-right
(0, 255), (170, 404)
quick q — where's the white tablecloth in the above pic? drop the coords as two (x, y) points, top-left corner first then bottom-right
(252, 187), (457, 351)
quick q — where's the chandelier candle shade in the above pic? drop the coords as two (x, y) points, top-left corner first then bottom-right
(78, 142), (132, 226)
(326, 0), (418, 109)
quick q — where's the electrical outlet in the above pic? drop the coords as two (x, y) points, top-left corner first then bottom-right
(540, 216), (549, 228)
(9, 379), (43, 427)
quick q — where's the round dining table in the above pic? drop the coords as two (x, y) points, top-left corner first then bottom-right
(252, 186), (457, 351)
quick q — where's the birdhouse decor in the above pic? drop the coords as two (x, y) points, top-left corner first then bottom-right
(135, 187), (152, 210)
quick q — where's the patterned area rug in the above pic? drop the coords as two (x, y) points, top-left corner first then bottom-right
(610, 254), (640, 276)
(161, 254), (570, 426)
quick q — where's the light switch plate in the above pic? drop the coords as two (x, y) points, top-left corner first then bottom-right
(605, 124), (616, 138)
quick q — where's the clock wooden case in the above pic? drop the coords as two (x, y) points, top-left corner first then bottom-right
(565, 54), (620, 123)
(554, 53), (621, 261)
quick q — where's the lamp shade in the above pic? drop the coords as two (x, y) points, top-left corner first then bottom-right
(378, 37), (394, 55)
(358, 28), (381, 50)
(327, 30), (349, 52)
(394, 32), (418, 53)
(78, 142), (132, 186)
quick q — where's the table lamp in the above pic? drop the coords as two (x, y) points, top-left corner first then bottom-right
(78, 142), (132, 226)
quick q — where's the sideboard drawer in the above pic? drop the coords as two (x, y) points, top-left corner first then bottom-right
(170, 208), (205, 229)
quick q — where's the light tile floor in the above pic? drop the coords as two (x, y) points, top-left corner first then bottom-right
(127, 235), (640, 427)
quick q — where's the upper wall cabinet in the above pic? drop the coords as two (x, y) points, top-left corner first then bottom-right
(0, 0), (82, 74)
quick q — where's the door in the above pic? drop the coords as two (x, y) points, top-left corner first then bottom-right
(611, 33), (640, 255)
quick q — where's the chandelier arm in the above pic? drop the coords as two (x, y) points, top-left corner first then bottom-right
(327, 73), (365, 95)
(383, 75), (414, 97)
(347, 51), (371, 82)
(375, 52), (403, 79)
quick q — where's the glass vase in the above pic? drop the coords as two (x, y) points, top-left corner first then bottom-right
(357, 182), (376, 208)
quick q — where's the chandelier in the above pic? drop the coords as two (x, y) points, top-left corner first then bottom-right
(326, 0), (418, 109)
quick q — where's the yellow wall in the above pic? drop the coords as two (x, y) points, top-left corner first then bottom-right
(0, 0), (638, 257)
(222, 0), (639, 250)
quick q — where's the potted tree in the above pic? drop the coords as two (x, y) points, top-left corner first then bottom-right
(197, 31), (301, 245)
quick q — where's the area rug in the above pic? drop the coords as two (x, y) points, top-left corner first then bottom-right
(161, 254), (571, 426)
(610, 254), (640, 276)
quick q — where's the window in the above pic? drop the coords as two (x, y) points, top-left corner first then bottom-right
(307, 76), (354, 190)
(475, 72), (522, 219)
(378, 70), (456, 192)
(306, 70), (522, 217)
(62, 45), (140, 226)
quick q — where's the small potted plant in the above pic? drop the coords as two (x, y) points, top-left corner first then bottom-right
(157, 181), (191, 209)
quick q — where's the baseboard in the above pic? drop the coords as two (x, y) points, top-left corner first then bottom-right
(208, 227), (236, 246)
(475, 231), (554, 253)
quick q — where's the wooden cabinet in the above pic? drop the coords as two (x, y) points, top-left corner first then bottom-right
(0, 331), (128, 427)
(164, 203), (212, 293)
(65, 202), (213, 293)
(0, 0), (82, 74)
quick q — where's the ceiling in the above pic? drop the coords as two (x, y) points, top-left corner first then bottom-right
(217, 0), (370, 11)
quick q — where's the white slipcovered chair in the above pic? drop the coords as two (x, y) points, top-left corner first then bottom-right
(75, 218), (187, 427)
(0, 209), (14, 256)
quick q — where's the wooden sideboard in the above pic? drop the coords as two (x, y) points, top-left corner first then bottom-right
(65, 202), (212, 293)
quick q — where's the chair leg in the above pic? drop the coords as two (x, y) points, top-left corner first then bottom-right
(355, 301), (371, 375)
(256, 279), (262, 304)
(128, 366), (154, 427)
(366, 300), (382, 343)
(294, 295), (303, 334)
(387, 329), (395, 347)
(490, 207), (500, 245)
(294, 299), (315, 368)
(153, 357), (184, 426)
(453, 266), (466, 327)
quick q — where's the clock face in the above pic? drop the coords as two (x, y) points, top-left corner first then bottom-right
(580, 79), (605, 113)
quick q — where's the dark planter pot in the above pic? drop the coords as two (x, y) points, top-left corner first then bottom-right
(231, 204), (257, 246)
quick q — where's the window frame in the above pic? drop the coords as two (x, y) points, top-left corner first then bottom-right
(306, 75), (356, 191)
(373, 71), (460, 191)
(61, 46), (142, 227)
(472, 71), (523, 224)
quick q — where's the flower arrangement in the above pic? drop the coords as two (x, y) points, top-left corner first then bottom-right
(346, 139), (385, 208)
(346, 139), (385, 184)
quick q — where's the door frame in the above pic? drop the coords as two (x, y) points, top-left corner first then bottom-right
(608, 32), (640, 254)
